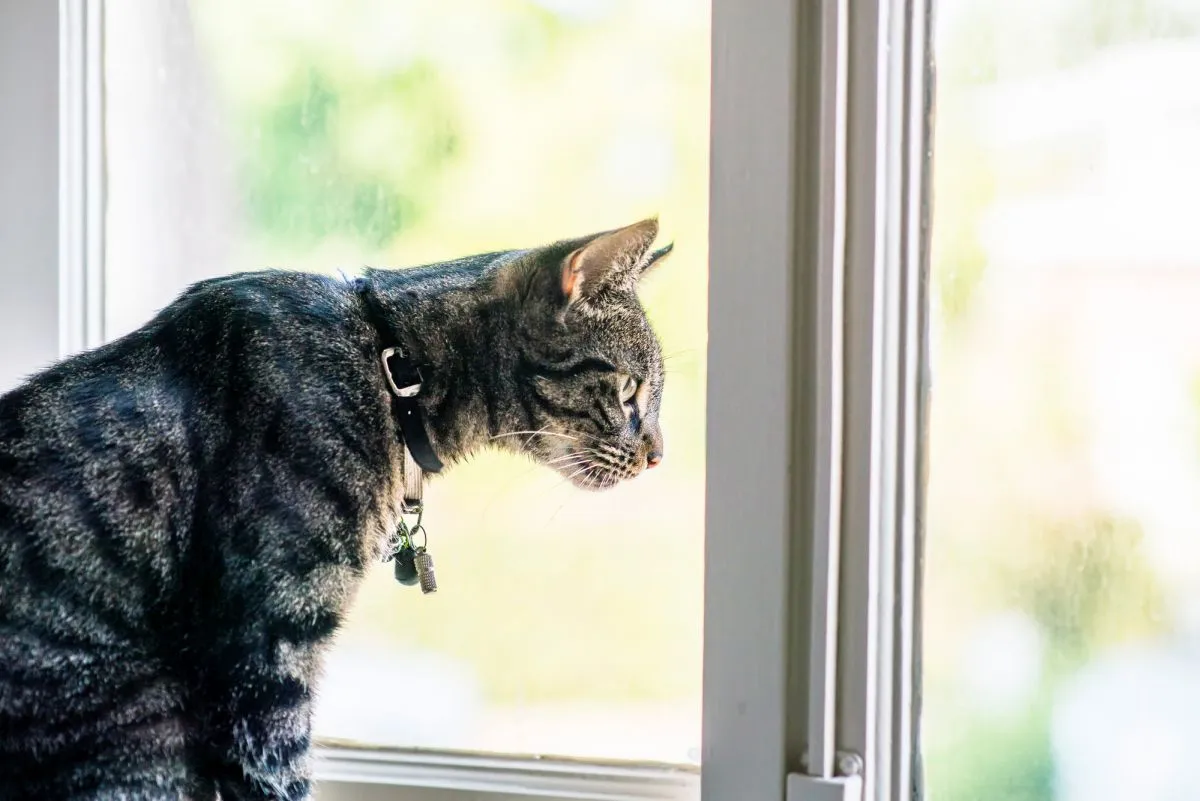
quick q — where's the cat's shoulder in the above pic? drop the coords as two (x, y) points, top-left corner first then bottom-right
(158, 269), (358, 335)
(174, 269), (347, 311)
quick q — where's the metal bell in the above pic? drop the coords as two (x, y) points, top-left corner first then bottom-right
(414, 547), (437, 594)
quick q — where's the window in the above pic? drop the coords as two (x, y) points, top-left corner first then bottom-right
(15, 0), (913, 799)
(924, 3), (1200, 800)
(101, 0), (709, 769)
(40, 0), (1200, 800)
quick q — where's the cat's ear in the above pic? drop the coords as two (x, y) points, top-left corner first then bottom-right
(560, 218), (661, 304)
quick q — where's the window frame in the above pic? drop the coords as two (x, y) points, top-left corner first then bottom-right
(0, 0), (933, 800)
(705, 1), (930, 800)
(0, 1), (63, 390)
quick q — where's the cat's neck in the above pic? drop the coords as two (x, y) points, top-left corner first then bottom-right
(357, 270), (502, 467)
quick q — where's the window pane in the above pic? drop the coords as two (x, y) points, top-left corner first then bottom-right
(103, 0), (708, 764)
(926, 2), (1200, 799)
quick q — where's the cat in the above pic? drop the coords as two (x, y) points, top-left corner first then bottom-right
(0, 218), (673, 800)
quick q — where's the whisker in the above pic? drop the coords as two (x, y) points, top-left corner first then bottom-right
(545, 451), (595, 467)
(477, 452), (588, 522)
(544, 459), (597, 494)
(517, 426), (553, 454)
(491, 428), (577, 458)
(490, 430), (579, 442)
(560, 429), (608, 446)
(548, 459), (590, 477)
(582, 464), (603, 489)
(540, 501), (570, 531)
(562, 462), (596, 485)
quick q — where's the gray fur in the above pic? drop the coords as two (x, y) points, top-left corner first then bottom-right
(0, 219), (671, 800)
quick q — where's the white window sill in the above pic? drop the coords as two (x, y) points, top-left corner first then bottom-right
(313, 744), (699, 801)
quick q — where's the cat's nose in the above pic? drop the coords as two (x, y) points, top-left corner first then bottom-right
(644, 429), (663, 469)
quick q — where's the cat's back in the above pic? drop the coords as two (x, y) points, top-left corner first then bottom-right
(0, 268), (375, 630)
(0, 269), (376, 798)
(0, 296), (203, 797)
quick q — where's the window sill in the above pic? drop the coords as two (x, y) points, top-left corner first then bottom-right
(313, 743), (699, 800)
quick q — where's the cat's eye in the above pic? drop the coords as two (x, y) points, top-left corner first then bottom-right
(619, 376), (639, 407)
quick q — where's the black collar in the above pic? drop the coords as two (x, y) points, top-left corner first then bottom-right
(379, 347), (444, 474)
(356, 279), (444, 476)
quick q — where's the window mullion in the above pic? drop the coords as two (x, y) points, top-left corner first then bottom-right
(836, 0), (930, 800)
(704, 0), (824, 799)
(801, 0), (850, 782)
(890, 0), (934, 798)
(59, 0), (106, 358)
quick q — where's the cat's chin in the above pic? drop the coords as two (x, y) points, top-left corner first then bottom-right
(561, 465), (628, 491)
(572, 473), (624, 492)
(552, 463), (628, 491)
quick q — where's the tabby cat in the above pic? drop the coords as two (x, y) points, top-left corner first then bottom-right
(0, 219), (672, 800)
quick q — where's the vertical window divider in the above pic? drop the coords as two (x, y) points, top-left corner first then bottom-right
(59, 0), (106, 357)
(835, 0), (932, 800)
(803, 0), (850, 782)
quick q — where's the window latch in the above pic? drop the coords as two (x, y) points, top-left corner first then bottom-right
(787, 772), (863, 801)
(788, 751), (864, 801)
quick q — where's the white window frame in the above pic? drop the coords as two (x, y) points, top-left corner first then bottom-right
(0, 0), (931, 799)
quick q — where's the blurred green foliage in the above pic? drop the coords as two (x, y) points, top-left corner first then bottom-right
(1012, 515), (1165, 671)
(241, 65), (458, 248)
(926, 701), (1055, 801)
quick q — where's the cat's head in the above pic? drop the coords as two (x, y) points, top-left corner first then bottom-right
(490, 218), (673, 490)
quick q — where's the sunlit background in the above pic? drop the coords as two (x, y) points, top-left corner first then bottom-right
(98, 0), (1200, 793)
(926, 0), (1200, 799)
(103, 0), (709, 765)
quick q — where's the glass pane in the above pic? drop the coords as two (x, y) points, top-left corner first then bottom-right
(926, 2), (1200, 799)
(103, 0), (708, 764)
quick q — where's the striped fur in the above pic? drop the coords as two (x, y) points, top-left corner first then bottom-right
(0, 220), (672, 799)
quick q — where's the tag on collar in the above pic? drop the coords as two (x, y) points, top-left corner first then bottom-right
(402, 445), (423, 514)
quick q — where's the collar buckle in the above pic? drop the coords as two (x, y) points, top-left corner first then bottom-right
(381, 346), (422, 398)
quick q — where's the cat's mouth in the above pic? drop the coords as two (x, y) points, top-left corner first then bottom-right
(550, 447), (642, 491)
(492, 432), (645, 490)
